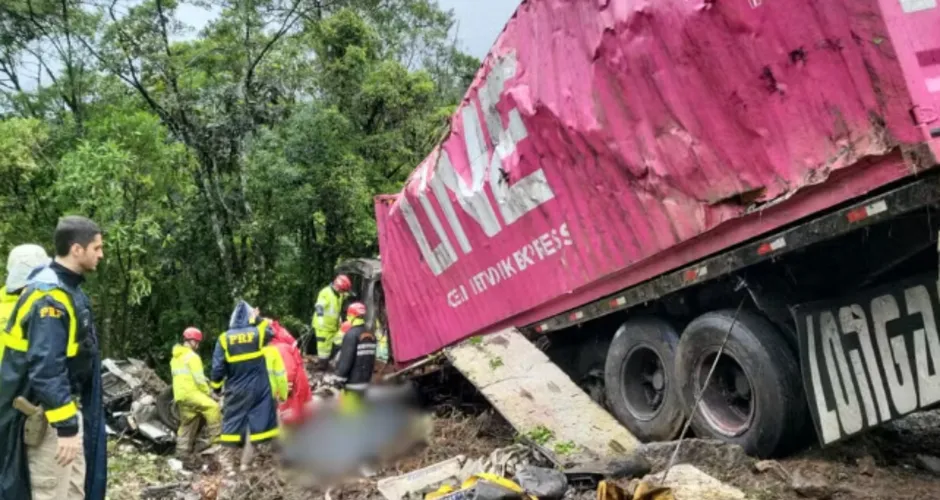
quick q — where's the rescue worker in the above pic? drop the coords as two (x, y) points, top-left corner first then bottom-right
(310, 274), (352, 369)
(170, 327), (222, 459)
(333, 302), (376, 414)
(1, 244), (51, 367)
(0, 215), (107, 500)
(266, 320), (311, 426)
(210, 300), (287, 473)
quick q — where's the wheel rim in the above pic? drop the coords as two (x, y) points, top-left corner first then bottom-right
(620, 344), (668, 421)
(695, 351), (755, 437)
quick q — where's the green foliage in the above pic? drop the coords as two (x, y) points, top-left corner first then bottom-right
(0, 0), (481, 366)
(553, 440), (577, 456)
(525, 425), (555, 446)
(489, 356), (504, 369)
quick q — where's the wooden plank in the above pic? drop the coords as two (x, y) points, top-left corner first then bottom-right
(446, 328), (640, 462)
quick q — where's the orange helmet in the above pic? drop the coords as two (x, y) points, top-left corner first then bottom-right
(340, 321), (352, 334)
(183, 327), (203, 342)
(346, 302), (366, 318)
(333, 274), (352, 293)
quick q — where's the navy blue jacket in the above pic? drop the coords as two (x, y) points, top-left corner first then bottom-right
(210, 301), (278, 445)
(0, 262), (107, 500)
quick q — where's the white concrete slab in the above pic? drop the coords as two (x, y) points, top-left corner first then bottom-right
(446, 328), (640, 462)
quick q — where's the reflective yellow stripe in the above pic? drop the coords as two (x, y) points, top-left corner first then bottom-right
(171, 369), (191, 376)
(45, 401), (77, 423)
(4, 289), (78, 357)
(210, 380), (224, 389)
(250, 428), (279, 442)
(1, 332), (28, 352)
(219, 428), (279, 443)
(257, 320), (269, 349)
(227, 351), (264, 363)
(219, 332), (229, 358)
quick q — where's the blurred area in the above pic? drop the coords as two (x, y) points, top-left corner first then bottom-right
(278, 381), (431, 485)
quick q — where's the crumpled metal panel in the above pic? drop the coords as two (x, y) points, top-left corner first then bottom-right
(377, 0), (940, 362)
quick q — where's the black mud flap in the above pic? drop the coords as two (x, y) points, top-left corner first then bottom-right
(793, 271), (940, 446)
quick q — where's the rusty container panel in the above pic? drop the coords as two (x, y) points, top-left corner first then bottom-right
(376, 0), (940, 362)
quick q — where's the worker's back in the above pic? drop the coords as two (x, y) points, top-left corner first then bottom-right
(211, 301), (282, 446)
(169, 344), (208, 401)
(216, 325), (272, 400)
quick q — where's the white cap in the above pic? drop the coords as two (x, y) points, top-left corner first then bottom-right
(6, 244), (51, 293)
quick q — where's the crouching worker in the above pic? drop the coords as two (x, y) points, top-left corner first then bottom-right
(334, 303), (376, 415)
(171, 327), (221, 458)
(211, 300), (286, 473)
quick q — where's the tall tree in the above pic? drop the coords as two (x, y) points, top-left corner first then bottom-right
(0, 0), (484, 364)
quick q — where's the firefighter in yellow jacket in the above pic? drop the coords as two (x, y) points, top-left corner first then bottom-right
(170, 327), (222, 458)
(310, 274), (351, 369)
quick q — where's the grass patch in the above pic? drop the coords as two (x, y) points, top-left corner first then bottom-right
(524, 425), (555, 446)
(553, 440), (577, 456)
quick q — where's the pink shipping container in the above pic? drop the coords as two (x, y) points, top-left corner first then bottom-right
(375, 0), (940, 363)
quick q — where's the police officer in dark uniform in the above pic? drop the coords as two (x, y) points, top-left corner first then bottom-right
(0, 215), (107, 500)
(211, 300), (279, 473)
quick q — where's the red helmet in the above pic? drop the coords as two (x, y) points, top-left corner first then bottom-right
(183, 327), (203, 342)
(346, 302), (366, 318)
(333, 274), (352, 292)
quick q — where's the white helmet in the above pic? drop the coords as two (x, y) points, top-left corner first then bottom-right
(6, 244), (50, 293)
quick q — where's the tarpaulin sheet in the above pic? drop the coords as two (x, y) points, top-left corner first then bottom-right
(376, 0), (940, 362)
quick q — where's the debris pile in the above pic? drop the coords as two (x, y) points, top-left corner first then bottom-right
(103, 358), (180, 450)
(104, 362), (940, 500)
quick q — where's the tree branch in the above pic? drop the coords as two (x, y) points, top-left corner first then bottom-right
(243, 0), (305, 96)
(154, 0), (182, 98)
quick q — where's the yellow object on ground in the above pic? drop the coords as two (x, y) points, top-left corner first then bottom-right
(631, 481), (674, 500)
(424, 472), (535, 500)
(597, 480), (628, 500)
(338, 389), (364, 415)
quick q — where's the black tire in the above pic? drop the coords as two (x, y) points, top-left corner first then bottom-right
(675, 309), (806, 458)
(155, 387), (181, 430)
(604, 318), (685, 442)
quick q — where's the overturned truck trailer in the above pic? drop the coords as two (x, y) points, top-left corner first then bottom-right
(374, 0), (940, 457)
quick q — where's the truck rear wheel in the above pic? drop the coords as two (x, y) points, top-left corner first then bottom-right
(604, 318), (685, 442)
(675, 309), (805, 457)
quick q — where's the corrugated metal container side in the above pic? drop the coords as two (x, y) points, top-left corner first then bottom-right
(376, 0), (940, 362)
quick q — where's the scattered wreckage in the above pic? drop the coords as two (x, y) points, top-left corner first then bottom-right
(102, 358), (181, 449)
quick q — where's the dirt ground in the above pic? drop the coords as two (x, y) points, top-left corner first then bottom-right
(639, 409), (940, 500)
(108, 370), (940, 500)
